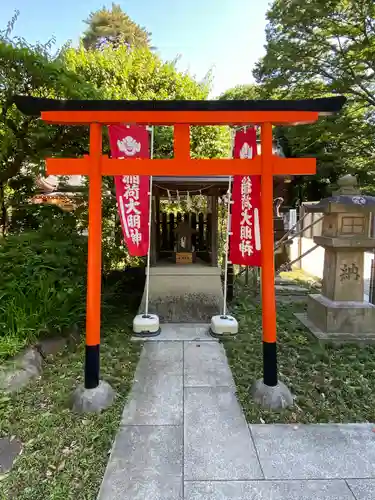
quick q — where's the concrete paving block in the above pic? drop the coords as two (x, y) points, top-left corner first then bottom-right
(184, 387), (263, 481)
(152, 324), (215, 342)
(184, 342), (235, 388)
(137, 341), (183, 376)
(346, 479), (375, 500)
(184, 479), (355, 500)
(99, 477), (182, 500)
(250, 423), (375, 480)
(121, 342), (183, 425)
(121, 374), (183, 425)
(97, 425), (182, 500)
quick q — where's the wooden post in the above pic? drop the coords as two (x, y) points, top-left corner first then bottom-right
(155, 191), (160, 263)
(370, 258), (375, 305)
(161, 211), (168, 250)
(191, 212), (197, 250)
(227, 262), (234, 302)
(260, 122), (278, 387)
(85, 123), (102, 390)
(150, 193), (157, 266)
(297, 204), (303, 269)
(211, 194), (218, 266)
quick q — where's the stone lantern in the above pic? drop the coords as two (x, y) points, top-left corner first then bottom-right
(297, 174), (375, 342)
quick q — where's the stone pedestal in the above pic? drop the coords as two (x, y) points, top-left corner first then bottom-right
(307, 294), (375, 335)
(297, 175), (375, 343)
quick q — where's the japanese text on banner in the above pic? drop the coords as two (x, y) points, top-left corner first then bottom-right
(122, 175), (142, 247)
(229, 126), (262, 267)
(108, 124), (150, 257)
(239, 176), (254, 258)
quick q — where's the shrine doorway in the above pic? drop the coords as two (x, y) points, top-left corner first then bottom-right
(150, 180), (227, 268)
(155, 207), (214, 266)
(143, 182), (224, 321)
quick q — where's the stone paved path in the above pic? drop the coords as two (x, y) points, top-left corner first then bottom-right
(97, 324), (375, 500)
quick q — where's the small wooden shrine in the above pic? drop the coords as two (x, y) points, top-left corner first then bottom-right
(150, 141), (289, 268)
(150, 176), (225, 267)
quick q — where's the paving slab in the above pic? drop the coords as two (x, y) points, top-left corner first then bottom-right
(184, 479), (355, 500)
(121, 342), (183, 425)
(133, 324), (215, 342)
(121, 374), (183, 425)
(250, 423), (375, 480)
(97, 425), (182, 500)
(184, 341), (235, 388)
(346, 479), (375, 500)
(184, 387), (263, 481)
(135, 341), (183, 375)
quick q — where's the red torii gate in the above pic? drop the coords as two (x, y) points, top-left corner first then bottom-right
(14, 96), (346, 406)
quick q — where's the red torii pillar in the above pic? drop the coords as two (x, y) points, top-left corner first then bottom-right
(13, 95), (346, 408)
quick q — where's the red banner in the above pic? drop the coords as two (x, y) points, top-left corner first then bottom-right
(229, 127), (262, 266)
(108, 124), (150, 257)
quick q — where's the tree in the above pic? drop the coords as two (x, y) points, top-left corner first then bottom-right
(62, 43), (230, 267)
(218, 80), (375, 201)
(252, 0), (375, 199)
(82, 3), (152, 50)
(218, 84), (262, 101)
(0, 11), (99, 233)
(63, 44), (230, 158)
(254, 0), (375, 109)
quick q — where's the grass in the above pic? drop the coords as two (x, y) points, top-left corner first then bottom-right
(279, 268), (322, 286)
(0, 272), (144, 500)
(223, 283), (375, 424)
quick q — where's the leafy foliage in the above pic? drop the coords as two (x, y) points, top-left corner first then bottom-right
(0, 11), (99, 234)
(63, 44), (210, 101)
(0, 9), (231, 354)
(0, 292), (142, 499)
(8, 203), (77, 234)
(254, 0), (375, 108)
(62, 44), (230, 268)
(0, 223), (87, 357)
(250, 0), (375, 199)
(82, 2), (152, 50)
(218, 83), (262, 101)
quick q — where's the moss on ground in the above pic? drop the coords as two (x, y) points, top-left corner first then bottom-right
(223, 284), (375, 424)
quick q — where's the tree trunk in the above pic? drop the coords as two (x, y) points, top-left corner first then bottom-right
(0, 181), (7, 237)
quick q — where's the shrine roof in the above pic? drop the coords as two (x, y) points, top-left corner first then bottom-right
(305, 195), (375, 212)
(14, 95), (346, 117)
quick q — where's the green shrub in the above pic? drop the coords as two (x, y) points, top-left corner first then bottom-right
(0, 224), (87, 358)
(8, 204), (78, 235)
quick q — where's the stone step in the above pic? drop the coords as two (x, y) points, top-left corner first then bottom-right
(275, 284), (309, 294)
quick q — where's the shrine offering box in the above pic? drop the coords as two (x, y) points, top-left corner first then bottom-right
(175, 252), (196, 264)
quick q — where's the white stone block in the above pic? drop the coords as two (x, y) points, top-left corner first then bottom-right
(210, 315), (238, 337)
(133, 314), (160, 336)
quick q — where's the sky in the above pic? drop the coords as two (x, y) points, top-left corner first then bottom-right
(0, 0), (271, 97)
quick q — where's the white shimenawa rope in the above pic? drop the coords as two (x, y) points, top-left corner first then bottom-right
(222, 128), (235, 317)
(144, 126), (154, 317)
